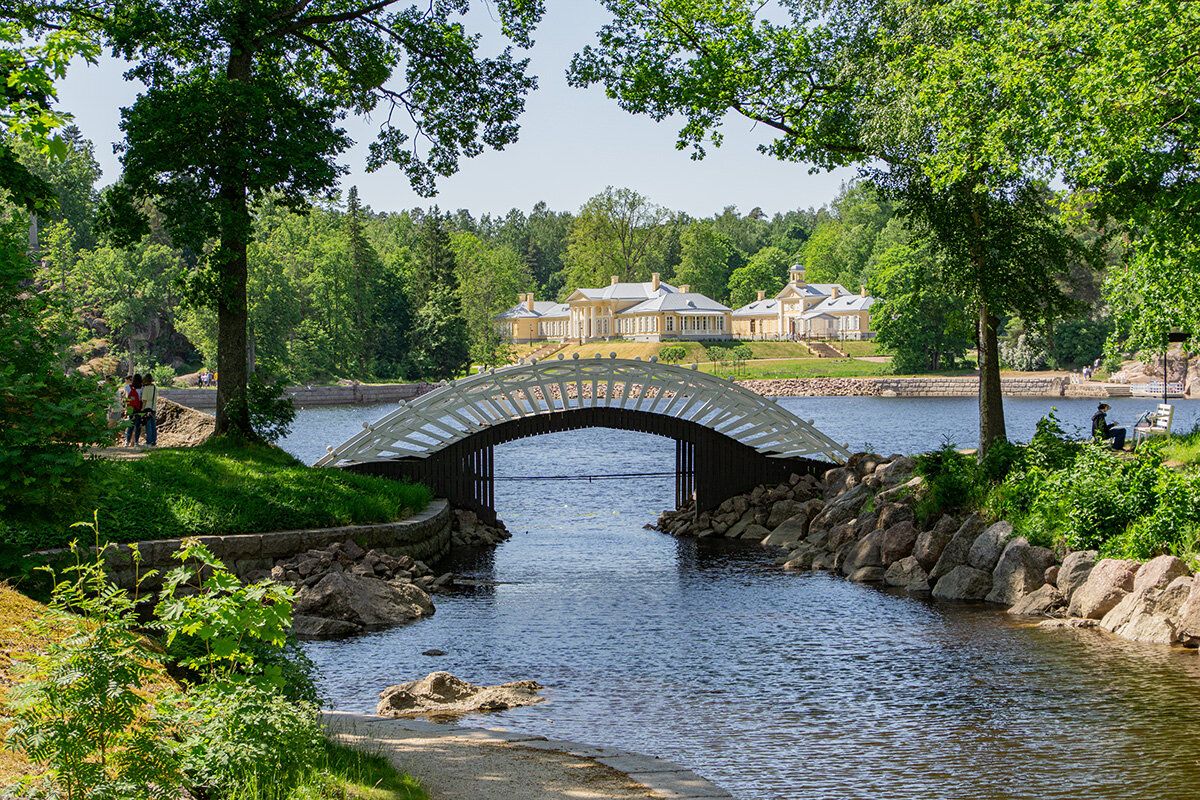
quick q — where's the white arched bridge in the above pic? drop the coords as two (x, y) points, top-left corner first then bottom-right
(318, 356), (849, 522)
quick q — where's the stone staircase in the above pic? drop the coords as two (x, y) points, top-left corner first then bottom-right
(519, 341), (566, 363)
(807, 341), (846, 358)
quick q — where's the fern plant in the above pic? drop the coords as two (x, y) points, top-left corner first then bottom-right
(4, 518), (183, 800)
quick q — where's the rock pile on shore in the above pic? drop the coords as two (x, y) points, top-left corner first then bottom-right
(736, 378), (884, 397)
(376, 671), (545, 717)
(658, 454), (1200, 648)
(451, 508), (512, 547)
(268, 540), (450, 638)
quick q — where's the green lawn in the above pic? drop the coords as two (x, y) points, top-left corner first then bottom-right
(9, 440), (431, 552)
(701, 357), (893, 380)
(837, 340), (880, 357)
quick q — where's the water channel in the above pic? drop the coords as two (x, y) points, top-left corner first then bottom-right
(284, 397), (1200, 800)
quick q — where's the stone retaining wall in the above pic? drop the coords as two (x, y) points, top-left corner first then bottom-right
(740, 376), (1070, 398)
(65, 500), (452, 590)
(161, 382), (439, 411)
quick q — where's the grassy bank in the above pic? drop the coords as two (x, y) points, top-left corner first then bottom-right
(704, 357), (893, 380)
(7, 440), (431, 553)
(0, 583), (429, 799)
(915, 417), (1200, 564)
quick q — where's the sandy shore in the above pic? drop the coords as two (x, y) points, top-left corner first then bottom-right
(323, 712), (732, 800)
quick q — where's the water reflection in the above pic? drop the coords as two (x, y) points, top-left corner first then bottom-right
(301, 425), (1200, 800)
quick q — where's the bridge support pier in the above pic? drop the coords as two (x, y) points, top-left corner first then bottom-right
(342, 409), (830, 526)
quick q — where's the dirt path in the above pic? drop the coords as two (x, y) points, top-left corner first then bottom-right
(323, 712), (732, 800)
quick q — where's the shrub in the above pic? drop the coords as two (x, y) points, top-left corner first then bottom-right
(733, 344), (753, 362)
(5, 523), (185, 799)
(914, 441), (981, 522)
(226, 372), (297, 443)
(658, 344), (687, 363)
(0, 221), (111, 517)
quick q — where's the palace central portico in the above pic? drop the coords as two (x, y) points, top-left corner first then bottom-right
(495, 273), (732, 344)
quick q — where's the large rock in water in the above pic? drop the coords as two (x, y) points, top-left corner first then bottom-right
(929, 514), (988, 581)
(884, 556), (928, 588)
(880, 520), (918, 566)
(985, 538), (1057, 606)
(932, 565), (993, 601)
(841, 530), (883, 576)
(1133, 555), (1191, 593)
(912, 515), (960, 572)
(1067, 559), (1139, 619)
(967, 521), (1013, 572)
(1007, 584), (1066, 616)
(1057, 551), (1097, 601)
(1100, 576), (1194, 644)
(762, 512), (811, 548)
(294, 573), (434, 633)
(376, 671), (545, 717)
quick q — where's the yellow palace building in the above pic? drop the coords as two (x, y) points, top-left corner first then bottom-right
(730, 266), (876, 340)
(494, 273), (733, 344)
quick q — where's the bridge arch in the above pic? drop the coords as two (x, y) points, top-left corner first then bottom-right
(318, 357), (848, 522)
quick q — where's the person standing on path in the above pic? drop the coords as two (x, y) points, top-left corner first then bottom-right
(125, 374), (144, 446)
(141, 373), (158, 446)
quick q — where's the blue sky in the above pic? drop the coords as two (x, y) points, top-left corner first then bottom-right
(55, 2), (854, 219)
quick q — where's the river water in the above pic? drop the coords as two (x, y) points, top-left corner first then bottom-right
(284, 396), (1200, 800)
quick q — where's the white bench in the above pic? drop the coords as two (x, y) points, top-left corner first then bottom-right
(1134, 403), (1174, 446)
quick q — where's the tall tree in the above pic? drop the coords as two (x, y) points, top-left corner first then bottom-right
(0, 14), (97, 211)
(410, 211), (469, 380)
(569, 0), (1081, 456)
(675, 221), (734, 300)
(727, 246), (789, 307)
(563, 186), (667, 291)
(90, 0), (542, 437)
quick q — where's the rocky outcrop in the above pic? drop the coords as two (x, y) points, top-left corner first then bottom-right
(293, 573), (434, 634)
(985, 538), (1057, 606)
(884, 556), (928, 589)
(1008, 584), (1066, 616)
(1067, 559), (1140, 620)
(1057, 551), (1096, 601)
(1099, 576), (1194, 644)
(654, 451), (1200, 654)
(271, 540), (446, 638)
(376, 671), (545, 717)
(929, 515), (988, 581)
(932, 565), (993, 601)
(451, 509), (512, 548)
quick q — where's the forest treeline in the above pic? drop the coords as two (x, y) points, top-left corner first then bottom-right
(19, 129), (1112, 384)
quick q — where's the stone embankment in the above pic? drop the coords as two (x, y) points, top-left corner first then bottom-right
(160, 381), (439, 411)
(738, 375), (1072, 398)
(657, 457), (1200, 648)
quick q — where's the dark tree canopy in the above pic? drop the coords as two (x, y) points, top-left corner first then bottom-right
(82, 0), (543, 436)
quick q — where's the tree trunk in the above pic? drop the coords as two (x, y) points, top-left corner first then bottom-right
(977, 301), (1006, 458)
(214, 179), (251, 437)
(214, 48), (254, 438)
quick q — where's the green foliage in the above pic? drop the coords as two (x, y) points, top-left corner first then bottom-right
(0, 221), (111, 517)
(658, 344), (687, 363)
(914, 442), (982, 522)
(676, 221), (735, 301)
(733, 344), (753, 362)
(727, 246), (790, 307)
(176, 681), (324, 800)
(5, 527), (184, 799)
(156, 541), (294, 685)
(10, 440), (432, 553)
(225, 373), (297, 444)
(564, 187), (668, 290)
(868, 236), (972, 373)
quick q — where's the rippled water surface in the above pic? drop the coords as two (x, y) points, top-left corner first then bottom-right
(284, 398), (1200, 800)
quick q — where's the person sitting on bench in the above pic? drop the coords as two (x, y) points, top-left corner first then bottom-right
(1092, 403), (1126, 450)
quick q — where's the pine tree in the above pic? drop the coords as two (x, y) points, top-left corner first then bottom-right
(411, 211), (470, 380)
